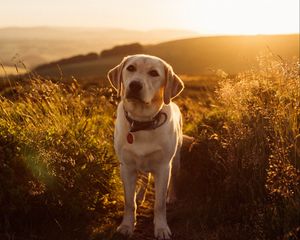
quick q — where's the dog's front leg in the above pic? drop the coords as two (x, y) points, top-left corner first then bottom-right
(154, 164), (172, 240)
(117, 164), (137, 236)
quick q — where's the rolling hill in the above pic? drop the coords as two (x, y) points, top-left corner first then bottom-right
(32, 34), (299, 87)
(0, 27), (197, 69)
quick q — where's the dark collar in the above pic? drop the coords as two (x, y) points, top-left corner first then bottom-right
(124, 109), (167, 133)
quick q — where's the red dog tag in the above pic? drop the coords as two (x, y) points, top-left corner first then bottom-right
(127, 133), (134, 144)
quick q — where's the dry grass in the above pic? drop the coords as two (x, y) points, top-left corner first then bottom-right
(174, 53), (300, 239)
(0, 77), (122, 239)
(0, 53), (299, 239)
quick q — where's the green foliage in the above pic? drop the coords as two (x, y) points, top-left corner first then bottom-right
(0, 78), (121, 239)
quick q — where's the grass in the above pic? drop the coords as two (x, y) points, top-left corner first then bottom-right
(0, 65), (27, 77)
(0, 53), (299, 239)
(0, 77), (122, 239)
(174, 54), (300, 239)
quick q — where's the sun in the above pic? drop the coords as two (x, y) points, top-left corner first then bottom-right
(181, 0), (299, 35)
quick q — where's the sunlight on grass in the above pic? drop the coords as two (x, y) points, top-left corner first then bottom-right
(0, 53), (299, 239)
(0, 77), (122, 238)
(175, 53), (300, 239)
(217, 53), (300, 201)
(0, 64), (27, 77)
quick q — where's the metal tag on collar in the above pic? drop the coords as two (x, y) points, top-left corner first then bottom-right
(127, 132), (134, 144)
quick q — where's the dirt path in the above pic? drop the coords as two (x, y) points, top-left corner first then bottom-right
(129, 188), (189, 240)
(132, 206), (189, 240)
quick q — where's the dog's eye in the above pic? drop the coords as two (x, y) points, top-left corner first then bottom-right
(148, 70), (159, 77)
(126, 65), (136, 72)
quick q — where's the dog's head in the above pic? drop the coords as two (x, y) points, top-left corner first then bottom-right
(108, 54), (184, 120)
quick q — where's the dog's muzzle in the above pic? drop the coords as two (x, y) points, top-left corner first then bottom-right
(126, 81), (143, 101)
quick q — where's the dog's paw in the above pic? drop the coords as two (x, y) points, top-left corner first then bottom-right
(155, 225), (172, 240)
(117, 224), (134, 236)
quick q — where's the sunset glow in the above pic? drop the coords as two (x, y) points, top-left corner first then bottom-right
(0, 0), (299, 35)
(182, 0), (299, 34)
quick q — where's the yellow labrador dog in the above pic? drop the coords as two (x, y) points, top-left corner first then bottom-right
(108, 54), (184, 239)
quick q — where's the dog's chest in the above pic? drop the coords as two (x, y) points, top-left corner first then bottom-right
(122, 132), (165, 172)
(124, 147), (163, 172)
(114, 102), (180, 172)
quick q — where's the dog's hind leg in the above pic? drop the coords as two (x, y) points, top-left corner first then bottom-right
(167, 149), (180, 204)
(136, 172), (151, 206)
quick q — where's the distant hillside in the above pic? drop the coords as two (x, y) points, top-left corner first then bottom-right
(100, 43), (144, 58)
(33, 34), (299, 85)
(147, 34), (299, 74)
(35, 53), (99, 71)
(35, 43), (145, 72)
(0, 27), (197, 68)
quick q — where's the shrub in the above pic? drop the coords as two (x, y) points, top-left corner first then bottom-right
(178, 54), (300, 239)
(0, 78), (121, 239)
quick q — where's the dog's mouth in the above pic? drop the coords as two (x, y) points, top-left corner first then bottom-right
(125, 92), (150, 105)
(125, 97), (150, 105)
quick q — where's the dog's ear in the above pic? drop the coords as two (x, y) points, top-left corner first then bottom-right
(163, 62), (184, 105)
(107, 56), (129, 97)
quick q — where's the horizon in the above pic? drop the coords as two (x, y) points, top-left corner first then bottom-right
(1, 0), (299, 35)
(1, 25), (299, 36)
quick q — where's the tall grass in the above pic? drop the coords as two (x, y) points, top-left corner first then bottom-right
(176, 54), (300, 239)
(0, 78), (121, 239)
(218, 54), (300, 238)
(218, 54), (299, 194)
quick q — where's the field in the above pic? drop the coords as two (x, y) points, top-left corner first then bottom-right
(0, 53), (299, 240)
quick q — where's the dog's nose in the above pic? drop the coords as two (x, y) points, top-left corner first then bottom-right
(129, 81), (142, 92)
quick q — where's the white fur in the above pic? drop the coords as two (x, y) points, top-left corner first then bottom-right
(108, 54), (184, 239)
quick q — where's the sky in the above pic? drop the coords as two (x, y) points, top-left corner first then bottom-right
(0, 0), (299, 35)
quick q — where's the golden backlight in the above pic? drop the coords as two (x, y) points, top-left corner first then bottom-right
(0, 0), (298, 35)
(182, 0), (299, 34)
